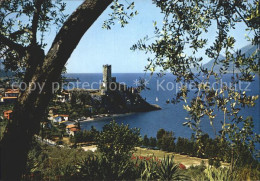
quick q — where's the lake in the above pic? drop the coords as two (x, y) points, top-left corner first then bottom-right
(65, 73), (260, 140)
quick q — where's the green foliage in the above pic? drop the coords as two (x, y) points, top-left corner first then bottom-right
(103, 0), (138, 29)
(184, 161), (207, 180)
(143, 134), (150, 147)
(149, 137), (157, 148)
(69, 90), (93, 106)
(157, 155), (187, 180)
(213, 159), (221, 168)
(75, 155), (104, 180)
(97, 121), (140, 157)
(208, 158), (214, 166)
(190, 165), (260, 181)
(176, 137), (197, 156)
(140, 155), (188, 180)
(0, 0), (68, 73)
(0, 105), (11, 140)
(157, 129), (176, 151)
(0, 119), (8, 141)
(98, 107), (107, 114)
(23, 126), (260, 180)
(157, 128), (166, 140)
(95, 121), (140, 179)
(235, 166), (260, 181)
(140, 156), (160, 180)
(39, 121), (67, 140)
(141, 135), (157, 148)
(208, 157), (222, 169)
(70, 128), (98, 145)
(23, 140), (93, 180)
(49, 90), (95, 121)
(131, 0), (260, 170)
(204, 167), (236, 181)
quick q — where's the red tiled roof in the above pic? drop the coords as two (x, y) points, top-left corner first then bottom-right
(70, 128), (80, 132)
(66, 124), (77, 129)
(54, 114), (69, 118)
(59, 114), (69, 117)
(5, 89), (19, 93)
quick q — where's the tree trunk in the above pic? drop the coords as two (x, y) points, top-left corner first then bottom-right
(0, 0), (112, 179)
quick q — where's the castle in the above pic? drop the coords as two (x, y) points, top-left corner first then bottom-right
(100, 64), (126, 95)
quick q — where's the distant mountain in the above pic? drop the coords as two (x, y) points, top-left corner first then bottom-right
(237, 44), (258, 57)
(202, 54), (226, 72)
(201, 44), (258, 73)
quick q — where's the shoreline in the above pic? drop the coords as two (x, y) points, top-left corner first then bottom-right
(64, 104), (161, 125)
(64, 112), (140, 125)
(80, 112), (137, 123)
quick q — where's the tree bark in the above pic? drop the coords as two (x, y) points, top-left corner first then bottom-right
(0, 0), (112, 179)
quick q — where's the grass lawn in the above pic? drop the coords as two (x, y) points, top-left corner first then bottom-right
(134, 147), (229, 168)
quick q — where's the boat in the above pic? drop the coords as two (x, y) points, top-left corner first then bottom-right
(155, 97), (158, 102)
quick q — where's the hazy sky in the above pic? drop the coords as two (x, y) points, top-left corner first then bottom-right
(43, 1), (253, 73)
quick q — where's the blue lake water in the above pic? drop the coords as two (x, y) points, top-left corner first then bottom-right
(65, 73), (260, 141)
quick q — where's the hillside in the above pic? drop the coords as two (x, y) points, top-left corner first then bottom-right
(202, 54), (225, 71)
(201, 44), (258, 73)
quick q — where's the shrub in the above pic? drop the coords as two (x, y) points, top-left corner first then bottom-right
(213, 159), (221, 168)
(157, 155), (188, 180)
(204, 167), (237, 181)
(96, 121), (140, 180)
(23, 140), (93, 180)
(208, 158), (214, 166)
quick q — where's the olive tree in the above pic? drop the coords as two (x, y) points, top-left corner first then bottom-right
(132, 0), (259, 170)
(0, 0), (136, 179)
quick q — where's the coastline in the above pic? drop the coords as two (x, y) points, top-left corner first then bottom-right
(64, 112), (139, 125)
(80, 112), (138, 123)
(62, 102), (161, 125)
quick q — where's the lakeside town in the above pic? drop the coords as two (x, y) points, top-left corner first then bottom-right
(1, 0), (259, 180)
(1, 65), (160, 139)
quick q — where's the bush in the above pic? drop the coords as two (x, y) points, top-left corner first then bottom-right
(96, 121), (140, 180)
(156, 129), (176, 151)
(208, 158), (214, 166)
(143, 134), (149, 147)
(204, 167), (236, 181)
(140, 155), (188, 180)
(184, 161), (207, 180)
(208, 158), (221, 168)
(213, 159), (221, 168)
(23, 141), (94, 180)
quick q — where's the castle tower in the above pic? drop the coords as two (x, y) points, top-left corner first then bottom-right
(103, 64), (112, 83)
(101, 64), (112, 95)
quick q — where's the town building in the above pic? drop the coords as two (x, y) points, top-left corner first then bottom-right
(4, 89), (19, 97)
(1, 97), (17, 103)
(3, 110), (12, 120)
(66, 124), (80, 136)
(0, 89), (19, 104)
(85, 105), (93, 113)
(52, 114), (69, 123)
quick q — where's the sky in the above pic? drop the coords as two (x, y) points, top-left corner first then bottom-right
(43, 1), (254, 73)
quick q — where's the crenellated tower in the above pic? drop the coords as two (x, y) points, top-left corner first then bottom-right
(103, 64), (112, 83)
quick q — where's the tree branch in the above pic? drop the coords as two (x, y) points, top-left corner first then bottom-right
(9, 29), (32, 39)
(0, 33), (27, 56)
(31, 0), (44, 45)
(44, 0), (113, 73)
